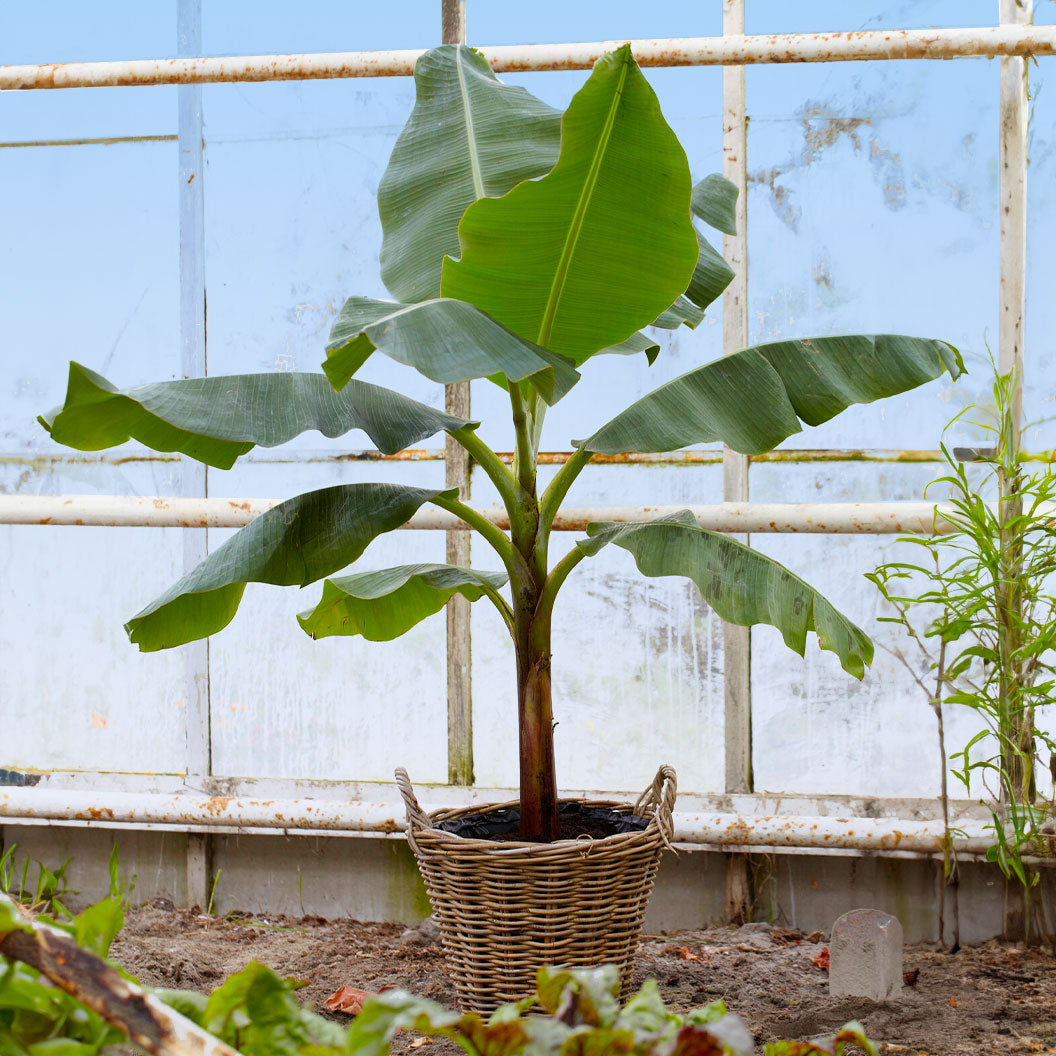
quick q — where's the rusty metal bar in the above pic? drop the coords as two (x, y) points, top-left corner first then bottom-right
(4, 25), (1056, 91)
(0, 447), (976, 467)
(0, 789), (406, 833)
(0, 494), (1011, 533)
(0, 133), (177, 148)
(0, 894), (240, 1056)
(442, 0), (474, 790)
(0, 787), (998, 854)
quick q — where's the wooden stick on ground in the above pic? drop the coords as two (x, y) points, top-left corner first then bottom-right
(0, 894), (241, 1056)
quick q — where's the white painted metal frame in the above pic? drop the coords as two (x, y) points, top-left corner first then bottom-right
(176, 0), (212, 909)
(2, 25), (1055, 89)
(0, 6), (1036, 868)
(1, 495), (1039, 533)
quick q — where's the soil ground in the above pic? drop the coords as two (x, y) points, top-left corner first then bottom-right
(108, 901), (1056, 1055)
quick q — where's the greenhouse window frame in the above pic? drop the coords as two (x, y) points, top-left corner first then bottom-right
(0, 0), (1039, 902)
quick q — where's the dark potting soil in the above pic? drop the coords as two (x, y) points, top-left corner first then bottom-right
(433, 801), (650, 842)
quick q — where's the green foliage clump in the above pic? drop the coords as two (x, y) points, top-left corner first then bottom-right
(341, 964), (874, 1056)
(0, 849), (128, 1055)
(869, 363), (1056, 941)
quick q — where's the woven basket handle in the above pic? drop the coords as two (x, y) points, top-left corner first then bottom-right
(395, 767), (431, 831)
(633, 764), (677, 839)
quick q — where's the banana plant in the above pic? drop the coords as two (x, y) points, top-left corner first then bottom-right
(40, 45), (963, 841)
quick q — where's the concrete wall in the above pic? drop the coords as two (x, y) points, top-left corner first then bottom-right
(6, 824), (1052, 945)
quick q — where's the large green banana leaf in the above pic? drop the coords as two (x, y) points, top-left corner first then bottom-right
(323, 297), (579, 405)
(653, 296), (706, 332)
(652, 226), (734, 333)
(599, 331), (662, 364)
(582, 335), (964, 455)
(298, 563), (508, 642)
(578, 511), (873, 677)
(692, 173), (738, 236)
(39, 363), (472, 470)
(379, 45), (561, 304)
(643, 175), (738, 336)
(441, 45), (698, 365)
(686, 230), (735, 313)
(125, 484), (454, 651)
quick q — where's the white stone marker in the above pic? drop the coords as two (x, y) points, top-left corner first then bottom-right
(829, 908), (903, 1001)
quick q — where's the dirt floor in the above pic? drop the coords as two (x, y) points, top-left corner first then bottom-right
(108, 901), (1056, 1055)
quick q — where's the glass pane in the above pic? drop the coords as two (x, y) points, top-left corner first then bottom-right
(3, 140), (179, 453)
(746, 53), (998, 450)
(0, 460), (191, 775)
(472, 465), (725, 794)
(207, 459), (449, 783)
(749, 461), (989, 797)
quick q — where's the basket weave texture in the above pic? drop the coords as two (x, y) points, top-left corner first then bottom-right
(396, 765), (677, 1015)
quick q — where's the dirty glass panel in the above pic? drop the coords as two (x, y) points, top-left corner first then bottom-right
(203, 0), (439, 54)
(202, 80), (443, 439)
(749, 461), (992, 799)
(0, 461), (189, 775)
(207, 460), (449, 784)
(745, 52), (998, 449)
(2, 140), (179, 454)
(470, 0), (721, 43)
(201, 0), (434, 422)
(472, 465), (725, 795)
(747, 0), (994, 34)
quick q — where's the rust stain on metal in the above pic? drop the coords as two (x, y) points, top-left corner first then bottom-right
(204, 796), (233, 817)
(81, 807), (116, 820)
(723, 818), (753, 843)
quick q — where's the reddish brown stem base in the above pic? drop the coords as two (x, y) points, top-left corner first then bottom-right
(517, 646), (559, 841)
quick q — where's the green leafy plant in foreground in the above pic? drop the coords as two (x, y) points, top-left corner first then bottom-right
(39, 43), (962, 841)
(341, 964), (875, 1056)
(0, 844), (73, 919)
(0, 850), (129, 1054)
(868, 363), (1056, 942)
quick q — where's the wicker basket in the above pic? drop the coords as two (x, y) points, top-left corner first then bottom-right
(395, 765), (677, 1015)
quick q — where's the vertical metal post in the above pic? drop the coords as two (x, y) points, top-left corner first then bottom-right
(998, 0), (1031, 940)
(178, 0), (212, 906)
(999, 0), (1030, 437)
(722, 0), (753, 923)
(442, 0), (474, 787)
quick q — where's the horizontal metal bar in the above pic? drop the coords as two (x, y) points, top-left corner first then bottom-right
(3, 25), (1055, 92)
(0, 786), (997, 854)
(0, 768), (997, 819)
(10, 448), (1055, 469)
(0, 494), (1022, 533)
(0, 447), (960, 467)
(0, 134), (177, 149)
